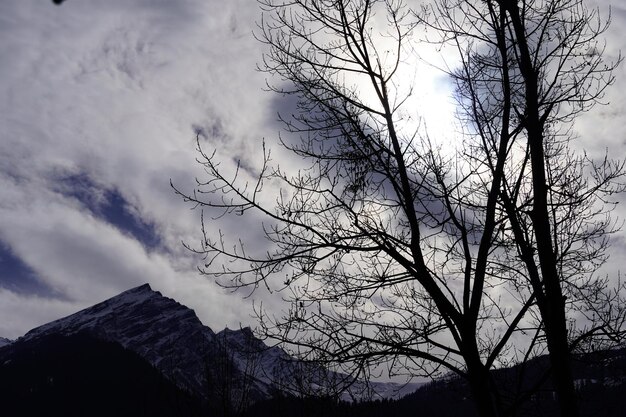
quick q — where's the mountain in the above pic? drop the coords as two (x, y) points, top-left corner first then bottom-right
(0, 284), (419, 411)
(2, 284), (624, 417)
(0, 337), (11, 347)
(214, 326), (420, 401)
(18, 283), (217, 400)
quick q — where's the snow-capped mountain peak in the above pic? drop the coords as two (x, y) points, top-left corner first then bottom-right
(22, 284), (168, 341)
(11, 284), (419, 403)
(21, 284), (216, 397)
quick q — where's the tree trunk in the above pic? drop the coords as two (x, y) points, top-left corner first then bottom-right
(501, 3), (581, 416)
(467, 361), (501, 417)
(542, 302), (580, 417)
(464, 331), (502, 417)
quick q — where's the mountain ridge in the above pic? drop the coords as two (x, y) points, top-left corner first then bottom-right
(2, 283), (420, 404)
(10, 283), (219, 400)
(2, 284), (625, 417)
(0, 336), (11, 347)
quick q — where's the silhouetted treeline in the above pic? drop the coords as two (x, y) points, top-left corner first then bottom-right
(0, 332), (205, 417)
(1, 332), (625, 417)
(243, 349), (626, 417)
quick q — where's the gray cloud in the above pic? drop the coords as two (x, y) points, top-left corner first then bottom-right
(0, 0), (269, 338)
(0, 0), (625, 343)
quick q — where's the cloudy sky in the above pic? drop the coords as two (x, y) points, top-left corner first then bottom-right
(0, 0), (625, 340)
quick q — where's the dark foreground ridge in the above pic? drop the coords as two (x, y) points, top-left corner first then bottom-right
(0, 332), (203, 417)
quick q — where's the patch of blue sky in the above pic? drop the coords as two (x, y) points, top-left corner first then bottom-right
(54, 172), (162, 251)
(0, 240), (60, 297)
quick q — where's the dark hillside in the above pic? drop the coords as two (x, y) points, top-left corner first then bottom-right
(0, 332), (204, 417)
(243, 348), (626, 417)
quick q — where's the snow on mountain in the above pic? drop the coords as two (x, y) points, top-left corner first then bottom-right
(216, 327), (293, 390)
(367, 380), (423, 400)
(21, 284), (216, 398)
(0, 337), (12, 348)
(216, 327), (423, 401)
(16, 284), (419, 403)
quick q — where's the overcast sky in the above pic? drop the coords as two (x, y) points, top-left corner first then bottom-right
(0, 0), (625, 340)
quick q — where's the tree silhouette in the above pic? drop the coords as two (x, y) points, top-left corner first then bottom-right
(176, 1), (625, 416)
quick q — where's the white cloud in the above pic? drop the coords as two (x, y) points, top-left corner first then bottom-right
(0, 0), (271, 337)
(0, 172), (255, 338)
(0, 0), (625, 342)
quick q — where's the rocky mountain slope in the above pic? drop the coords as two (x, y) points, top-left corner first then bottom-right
(18, 284), (217, 400)
(1, 284), (419, 406)
(2, 284), (625, 417)
(0, 336), (11, 347)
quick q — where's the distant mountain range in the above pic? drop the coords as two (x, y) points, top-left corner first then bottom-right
(0, 284), (419, 416)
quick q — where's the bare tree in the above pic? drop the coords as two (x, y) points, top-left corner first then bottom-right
(423, 0), (625, 415)
(175, 1), (625, 416)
